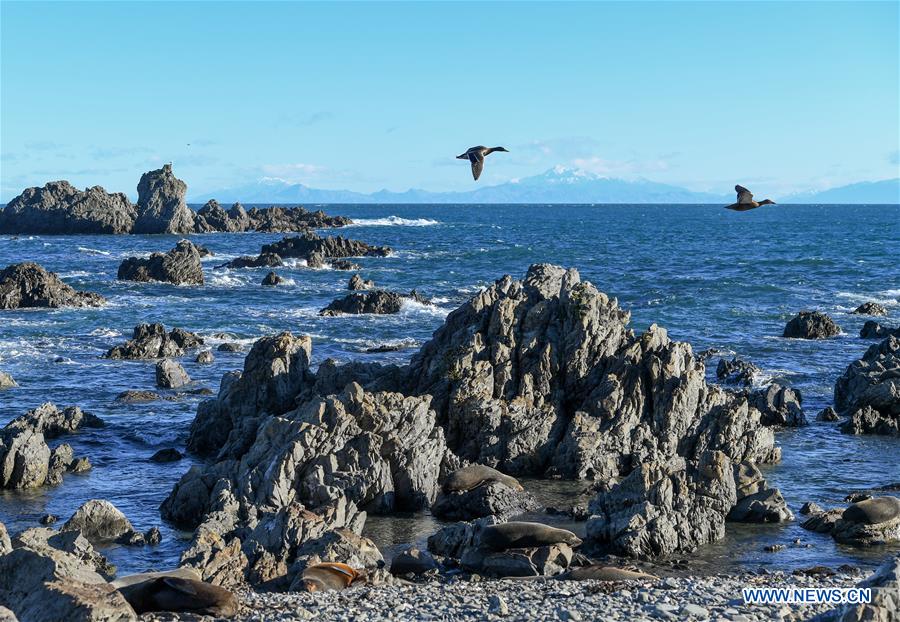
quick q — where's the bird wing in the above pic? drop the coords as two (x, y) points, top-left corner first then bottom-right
(735, 185), (754, 204)
(469, 151), (485, 181)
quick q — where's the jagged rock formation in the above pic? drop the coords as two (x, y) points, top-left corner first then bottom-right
(782, 311), (841, 339)
(161, 264), (784, 574)
(193, 200), (250, 233)
(261, 272), (283, 287)
(218, 253), (283, 269)
(0, 372), (16, 390)
(432, 466), (537, 520)
(860, 320), (900, 339)
(716, 357), (760, 387)
(349, 274), (375, 290)
(747, 383), (807, 427)
(726, 462), (793, 523)
(105, 324), (203, 359)
(131, 164), (195, 234)
(0, 404), (100, 489)
(834, 336), (899, 436)
(261, 231), (391, 261)
(246, 206), (350, 232)
(0, 263), (106, 309)
(156, 360), (190, 389)
(117, 240), (204, 285)
(852, 302), (888, 316)
(319, 291), (403, 316)
(0, 181), (136, 234)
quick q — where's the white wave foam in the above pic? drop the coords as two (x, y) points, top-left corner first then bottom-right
(400, 299), (450, 319)
(77, 247), (111, 256)
(282, 258), (310, 269)
(59, 270), (91, 278)
(89, 328), (122, 338)
(835, 291), (899, 308)
(348, 216), (440, 227)
(208, 272), (251, 288)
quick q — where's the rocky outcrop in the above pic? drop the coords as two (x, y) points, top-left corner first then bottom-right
(860, 320), (900, 339)
(218, 253), (283, 269)
(331, 259), (360, 271)
(319, 291), (403, 316)
(62, 500), (135, 543)
(0, 181), (136, 234)
(1, 404), (98, 489)
(156, 360), (190, 389)
(834, 336), (899, 436)
(193, 200), (250, 233)
(747, 383), (807, 427)
(852, 302), (888, 316)
(105, 324), (204, 359)
(820, 554), (899, 622)
(117, 240), (204, 285)
(782, 311), (841, 339)
(261, 231), (391, 261)
(164, 264), (783, 570)
(0, 263), (106, 309)
(0, 525), (137, 621)
(716, 357), (760, 386)
(131, 164), (194, 234)
(349, 274), (375, 290)
(246, 206), (350, 232)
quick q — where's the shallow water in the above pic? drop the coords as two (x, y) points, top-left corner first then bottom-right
(1, 204), (898, 575)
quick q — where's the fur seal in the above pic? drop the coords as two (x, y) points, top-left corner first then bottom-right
(842, 496), (900, 525)
(479, 522), (583, 550)
(298, 562), (363, 592)
(443, 465), (525, 493)
(117, 576), (238, 616)
(560, 565), (657, 582)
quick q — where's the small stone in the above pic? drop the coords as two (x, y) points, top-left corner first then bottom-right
(559, 609), (582, 621)
(39, 513), (58, 525)
(662, 577), (679, 589)
(196, 350), (214, 364)
(763, 544), (785, 552)
(144, 526), (162, 545)
(680, 604), (709, 618)
(488, 595), (508, 616)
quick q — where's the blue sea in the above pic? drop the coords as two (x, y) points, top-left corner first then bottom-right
(1, 204), (898, 576)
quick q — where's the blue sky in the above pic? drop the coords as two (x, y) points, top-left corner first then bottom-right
(1, 1), (898, 200)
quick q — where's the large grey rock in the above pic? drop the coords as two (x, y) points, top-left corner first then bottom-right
(726, 462), (793, 523)
(4, 403), (104, 438)
(218, 252), (283, 269)
(835, 336), (900, 436)
(348, 274), (375, 290)
(319, 291), (403, 316)
(860, 321), (900, 340)
(247, 206), (350, 232)
(13, 527), (116, 579)
(782, 311), (841, 339)
(131, 164), (194, 234)
(156, 359), (190, 389)
(0, 180), (135, 234)
(586, 451), (737, 558)
(193, 200), (250, 233)
(62, 499), (135, 543)
(117, 240), (204, 285)
(0, 263), (105, 309)
(106, 324), (203, 359)
(852, 302), (888, 316)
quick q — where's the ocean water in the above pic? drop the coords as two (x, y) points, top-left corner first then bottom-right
(1, 204), (898, 576)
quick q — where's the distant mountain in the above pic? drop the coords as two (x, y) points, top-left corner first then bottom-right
(191, 167), (730, 204)
(190, 169), (900, 205)
(780, 178), (899, 204)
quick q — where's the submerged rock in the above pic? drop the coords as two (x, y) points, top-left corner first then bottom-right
(817, 406), (840, 422)
(196, 350), (215, 364)
(0, 180), (136, 234)
(852, 302), (888, 316)
(331, 259), (360, 271)
(116, 390), (162, 403)
(219, 253), (283, 269)
(0, 262), (106, 309)
(782, 311), (841, 339)
(132, 164), (194, 234)
(835, 336), (899, 436)
(261, 271), (283, 287)
(106, 324), (204, 359)
(150, 448), (183, 463)
(117, 240), (204, 285)
(319, 291), (403, 316)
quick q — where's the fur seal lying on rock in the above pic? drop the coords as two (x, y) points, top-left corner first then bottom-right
(479, 522), (582, 550)
(842, 497), (900, 525)
(443, 465), (525, 493)
(298, 562), (363, 592)
(117, 576), (238, 616)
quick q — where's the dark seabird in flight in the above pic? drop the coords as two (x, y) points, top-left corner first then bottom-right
(725, 185), (776, 211)
(456, 145), (509, 181)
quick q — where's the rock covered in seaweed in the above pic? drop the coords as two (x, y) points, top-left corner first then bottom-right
(117, 240), (204, 285)
(0, 180), (136, 234)
(0, 263), (106, 309)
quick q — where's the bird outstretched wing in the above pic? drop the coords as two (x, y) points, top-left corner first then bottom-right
(735, 185), (754, 204)
(469, 151), (485, 181)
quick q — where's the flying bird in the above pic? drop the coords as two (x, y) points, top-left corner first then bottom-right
(457, 146), (509, 181)
(725, 185), (776, 211)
